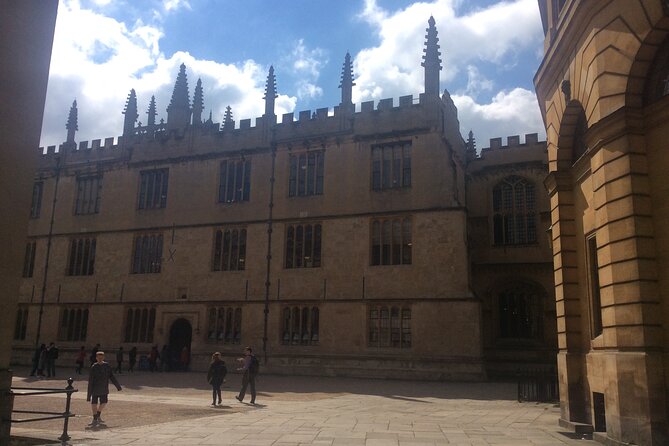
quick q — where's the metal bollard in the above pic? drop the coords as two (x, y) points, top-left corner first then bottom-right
(58, 378), (74, 441)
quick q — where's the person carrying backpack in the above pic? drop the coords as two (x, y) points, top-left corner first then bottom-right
(235, 346), (258, 405)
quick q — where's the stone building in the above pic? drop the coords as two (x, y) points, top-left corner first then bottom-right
(11, 18), (555, 381)
(535, 0), (669, 444)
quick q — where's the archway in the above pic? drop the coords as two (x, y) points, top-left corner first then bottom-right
(169, 318), (192, 371)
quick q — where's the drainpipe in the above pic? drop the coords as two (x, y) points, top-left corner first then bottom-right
(34, 156), (61, 348)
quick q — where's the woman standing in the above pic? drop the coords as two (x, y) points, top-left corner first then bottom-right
(206, 352), (227, 406)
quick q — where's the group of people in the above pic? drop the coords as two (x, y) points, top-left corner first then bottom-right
(29, 342), (59, 378)
(207, 346), (258, 406)
(30, 342), (259, 425)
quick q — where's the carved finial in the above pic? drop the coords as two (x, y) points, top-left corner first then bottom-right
(223, 105), (234, 130)
(264, 65), (278, 117)
(166, 63), (192, 129)
(467, 130), (476, 150)
(66, 99), (78, 144)
(146, 95), (157, 128)
(122, 89), (138, 136)
(192, 78), (204, 125)
(339, 52), (355, 108)
(205, 110), (213, 125)
(422, 16), (442, 97)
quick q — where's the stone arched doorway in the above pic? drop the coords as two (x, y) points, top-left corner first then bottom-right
(169, 318), (192, 371)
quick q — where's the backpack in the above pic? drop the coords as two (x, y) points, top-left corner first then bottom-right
(249, 355), (259, 376)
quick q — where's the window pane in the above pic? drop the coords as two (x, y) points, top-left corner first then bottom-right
(289, 156), (297, 197)
(402, 145), (411, 187)
(316, 152), (324, 194)
(372, 148), (381, 191)
(306, 153), (315, 195)
(298, 155), (306, 196)
(371, 221), (381, 266)
(219, 161), (227, 202)
(402, 218), (412, 264)
(285, 226), (294, 268)
(392, 220), (401, 265)
(313, 224), (322, 267)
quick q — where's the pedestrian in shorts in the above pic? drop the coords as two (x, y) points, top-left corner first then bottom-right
(87, 351), (122, 425)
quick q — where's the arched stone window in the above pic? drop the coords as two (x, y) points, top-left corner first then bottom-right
(498, 283), (543, 340)
(492, 176), (537, 245)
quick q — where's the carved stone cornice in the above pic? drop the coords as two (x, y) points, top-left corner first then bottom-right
(543, 170), (572, 195)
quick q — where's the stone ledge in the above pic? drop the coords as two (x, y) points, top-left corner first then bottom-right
(593, 431), (636, 446)
(559, 417), (594, 434)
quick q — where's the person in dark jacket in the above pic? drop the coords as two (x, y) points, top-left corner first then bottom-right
(207, 352), (227, 406)
(75, 346), (86, 374)
(90, 343), (100, 365)
(127, 346), (137, 372)
(87, 351), (122, 425)
(115, 347), (124, 374)
(46, 342), (58, 378)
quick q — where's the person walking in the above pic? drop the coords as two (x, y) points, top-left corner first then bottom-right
(149, 345), (160, 372)
(87, 351), (122, 425)
(235, 347), (258, 405)
(128, 346), (137, 373)
(115, 347), (124, 374)
(75, 346), (86, 374)
(207, 352), (227, 406)
(179, 346), (190, 371)
(37, 344), (47, 377)
(46, 342), (58, 378)
(160, 345), (170, 372)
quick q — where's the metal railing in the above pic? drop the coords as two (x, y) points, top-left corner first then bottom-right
(517, 367), (558, 403)
(8, 377), (78, 442)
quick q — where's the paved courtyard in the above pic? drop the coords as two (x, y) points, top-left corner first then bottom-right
(9, 367), (596, 446)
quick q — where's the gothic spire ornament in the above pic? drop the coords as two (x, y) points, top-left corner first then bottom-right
(122, 89), (138, 136)
(422, 16), (442, 97)
(339, 52), (355, 108)
(223, 105), (234, 130)
(263, 65), (277, 117)
(192, 78), (204, 125)
(166, 63), (192, 129)
(146, 95), (157, 128)
(66, 99), (78, 144)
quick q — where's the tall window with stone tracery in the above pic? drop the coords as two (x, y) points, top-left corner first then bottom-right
(492, 176), (537, 245)
(368, 305), (411, 348)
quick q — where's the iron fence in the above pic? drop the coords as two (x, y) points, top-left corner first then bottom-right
(7, 377), (78, 442)
(517, 367), (558, 402)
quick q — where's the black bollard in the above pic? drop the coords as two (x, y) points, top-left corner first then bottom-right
(58, 377), (74, 441)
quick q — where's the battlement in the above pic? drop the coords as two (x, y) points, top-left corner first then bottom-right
(481, 133), (541, 152)
(37, 92), (448, 169)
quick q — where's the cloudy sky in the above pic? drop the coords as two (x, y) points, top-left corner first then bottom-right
(40, 0), (546, 151)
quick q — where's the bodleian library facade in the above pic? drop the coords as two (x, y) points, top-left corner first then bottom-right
(11, 3), (669, 443)
(11, 17), (556, 382)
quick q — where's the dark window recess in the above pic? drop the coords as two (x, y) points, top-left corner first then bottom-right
(593, 392), (606, 432)
(58, 307), (89, 342)
(587, 234), (603, 338)
(75, 175), (102, 215)
(30, 181), (43, 218)
(22, 241), (36, 278)
(498, 284), (543, 340)
(371, 142), (411, 191)
(14, 307), (29, 341)
(206, 307), (242, 344)
(132, 234), (163, 274)
(219, 159), (251, 203)
(124, 307), (156, 343)
(212, 228), (246, 271)
(289, 151), (324, 197)
(282, 306), (319, 345)
(371, 217), (412, 266)
(285, 223), (322, 268)
(138, 168), (169, 209)
(492, 176), (537, 245)
(368, 305), (411, 348)
(67, 238), (96, 276)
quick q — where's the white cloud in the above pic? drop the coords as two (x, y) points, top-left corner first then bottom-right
(453, 88), (546, 150)
(163, 0), (191, 12)
(40, 0), (296, 147)
(284, 39), (327, 102)
(463, 65), (493, 98)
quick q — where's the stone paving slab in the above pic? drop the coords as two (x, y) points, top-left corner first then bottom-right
(10, 369), (595, 446)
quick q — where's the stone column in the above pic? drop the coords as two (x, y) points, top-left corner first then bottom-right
(545, 169), (587, 424)
(0, 2), (58, 442)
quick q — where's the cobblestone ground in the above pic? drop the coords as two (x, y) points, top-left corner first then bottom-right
(9, 367), (596, 446)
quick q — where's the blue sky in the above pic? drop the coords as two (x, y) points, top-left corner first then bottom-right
(40, 0), (546, 150)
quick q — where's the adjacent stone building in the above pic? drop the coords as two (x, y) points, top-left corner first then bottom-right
(11, 18), (555, 381)
(535, 0), (669, 444)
